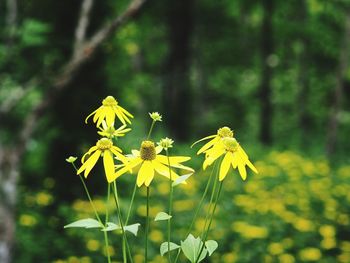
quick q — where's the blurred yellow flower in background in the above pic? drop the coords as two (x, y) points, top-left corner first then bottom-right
(85, 95), (133, 126)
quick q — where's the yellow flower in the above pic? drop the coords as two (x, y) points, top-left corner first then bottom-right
(97, 121), (131, 139)
(203, 136), (257, 181)
(191, 126), (234, 154)
(77, 138), (128, 182)
(113, 140), (194, 187)
(85, 96), (133, 126)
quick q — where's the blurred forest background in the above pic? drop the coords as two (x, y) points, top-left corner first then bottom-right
(1, 0), (350, 262)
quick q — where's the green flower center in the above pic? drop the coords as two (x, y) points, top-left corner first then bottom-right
(217, 126), (234, 138)
(96, 138), (113, 150)
(223, 137), (239, 152)
(140, 141), (156, 161)
(102, 96), (118, 107)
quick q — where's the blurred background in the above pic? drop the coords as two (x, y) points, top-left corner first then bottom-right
(1, 0), (350, 262)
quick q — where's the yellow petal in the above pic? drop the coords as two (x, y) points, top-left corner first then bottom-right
(85, 109), (97, 124)
(92, 107), (103, 123)
(219, 152), (232, 181)
(114, 107), (126, 125)
(144, 164), (155, 187)
(237, 155), (247, 180)
(77, 150), (101, 178)
(81, 146), (98, 163)
(114, 158), (142, 180)
(156, 155), (191, 165)
(245, 157), (258, 174)
(103, 150), (115, 183)
(106, 108), (115, 126)
(152, 160), (180, 181)
(191, 134), (217, 148)
(238, 146), (249, 160)
(197, 137), (219, 155)
(137, 161), (153, 187)
(119, 105), (134, 118)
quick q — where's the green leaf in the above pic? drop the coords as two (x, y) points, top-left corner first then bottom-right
(64, 218), (102, 229)
(124, 223), (141, 236)
(172, 173), (192, 187)
(155, 212), (172, 221)
(102, 222), (119, 232)
(160, 242), (180, 256)
(181, 234), (207, 263)
(205, 240), (218, 256)
(101, 222), (140, 236)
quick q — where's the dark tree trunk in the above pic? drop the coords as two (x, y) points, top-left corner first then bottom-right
(259, 0), (274, 145)
(326, 12), (350, 157)
(163, 0), (194, 141)
(296, 0), (310, 146)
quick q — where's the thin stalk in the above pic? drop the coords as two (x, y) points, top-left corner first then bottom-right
(145, 187), (150, 263)
(166, 149), (173, 263)
(147, 120), (155, 140)
(173, 161), (218, 263)
(125, 180), (137, 225)
(104, 184), (112, 263)
(195, 181), (223, 263)
(72, 163), (102, 223)
(112, 181), (134, 263)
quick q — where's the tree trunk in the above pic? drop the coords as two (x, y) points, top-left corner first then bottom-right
(296, 0), (310, 146)
(259, 0), (274, 145)
(0, 1), (146, 262)
(163, 0), (194, 141)
(326, 12), (350, 157)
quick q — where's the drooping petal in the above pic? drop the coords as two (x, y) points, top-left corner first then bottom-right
(144, 163), (155, 186)
(238, 146), (249, 160)
(77, 150), (101, 178)
(85, 109), (98, 124)
(103, 150), (115, 183)
(190, 134), (217, 148)
(246, 159), (258, 174)
(203, 147), (225, 170)
(81, 146), (98, 163)
(119, 105), (134, 118)
(137, 161), (153, 187)
(156, 155), (191, 165)
(93, 107), (103, 123)
(105, 108), (115, 126)
(197, 137), (219, 155)
(152, 161), (180, 181)
(113, 150), (129, 165)
(219, 152), (232, 181)
(236, 154), (247, 180)
(114, 158), (142, 180)
(114, 107), (126, 125)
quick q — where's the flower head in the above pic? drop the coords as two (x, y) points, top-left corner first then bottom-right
(85, 96), (133, 127)
(193, 127), (258, 181)
(191, 126), (234, 155)
(113, 140), (193, 187)
(97, 121), (131, 139)
(157, 137), (174, 150)
(66, 156), (77, 163)
(77, 138), (128, 183)
(149, 112), (162, 122)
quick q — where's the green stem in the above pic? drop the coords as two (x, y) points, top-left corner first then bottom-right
(104, 184), (112, 263)
(195, 181), (223, 263)
(166, 149), (173, 263)
(112, 181), (134, 263)
(72, 163), (102, 223)
(173, 160), (218, 263)
(125, 180), (137, 225)
(147, 120), (155, 140)
(145, 187), (150, 263)
(72, 163), (111, 263)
